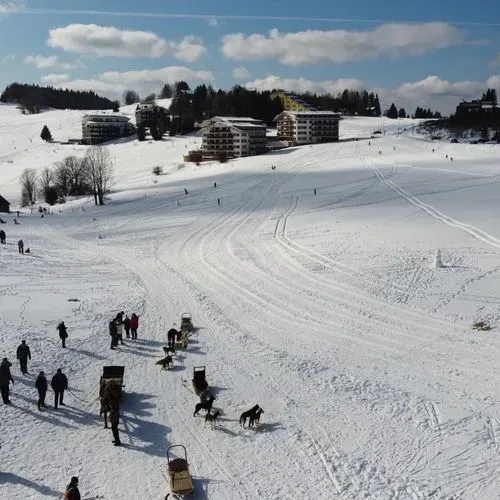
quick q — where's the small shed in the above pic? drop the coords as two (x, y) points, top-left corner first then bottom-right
(0, 195), (10, 213)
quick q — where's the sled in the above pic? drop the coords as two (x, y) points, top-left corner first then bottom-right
(192, 366), (209, 397)
(100, 366), (125, 402)
(166, 445), (194, 497)
(180, 312), (193, 332)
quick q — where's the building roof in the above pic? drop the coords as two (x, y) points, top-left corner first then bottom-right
(0, 195), (10, 205)
(83, 114), (130, 123)
(274, 110), (341, 121)
(202, 116), (266, 130)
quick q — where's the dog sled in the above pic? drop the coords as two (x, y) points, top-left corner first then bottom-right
(192, 366), (209, 398)
(180, 312), (193, 332)
(165, 445), (194, 497)
(100, 366), (125, 404)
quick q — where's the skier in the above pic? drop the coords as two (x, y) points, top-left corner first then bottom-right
(51, 368), (68, 409)
(109, 405), (121, 446)
(57, 321), (68, 348)
(0, 358), (14, 405)
(0, 229), (5, 244)
(184, 188), (188, 195)
(217, 198), (221, 206)
(130, 313), (139, 340)
(35, 370), (48, 410)
(314, 189), (317, 195)
(16, 339), (31, 374)
(18, 239), (24, 254)
(64, 476), (81, 500)
(115, 312), (125, 345)
(109, 318), (118, 349)
(214, 182), (217, 188)
(123, 315), (131, 339)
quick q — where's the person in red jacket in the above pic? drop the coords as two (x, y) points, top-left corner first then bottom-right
(130, 313), (139, 340)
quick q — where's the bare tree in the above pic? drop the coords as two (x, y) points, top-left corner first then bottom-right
(54, 157), (73, 196)
(68, 157), (90, 195)
(38, 167), (53, 198)
(19, 168), (38, 206)
(84, 146), (113, 205)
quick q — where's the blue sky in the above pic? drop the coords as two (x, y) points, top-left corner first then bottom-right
(1, 0), (499, 113)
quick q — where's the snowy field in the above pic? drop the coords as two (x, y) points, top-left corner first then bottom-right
(1, 105), (500, 499)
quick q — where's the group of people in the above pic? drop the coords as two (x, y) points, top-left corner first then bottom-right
(0, 230), (26, 253)
(0, 347), (68, 410)
(109, 311), (139, 349)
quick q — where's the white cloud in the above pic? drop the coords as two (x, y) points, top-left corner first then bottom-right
(245, 75), (365, 94)
(50, 66), (215, 100)
(232, 67), (251, 79)
(41, 73), (71, 84)
(47, 24), (207, 61)
(24, 54), (82, 70)
(490, 52), (500, 68)
(1, 54), (16, 64)
(0, 2), (24, 14)
(168, 35), (206, 62)
(222, 23), (475, 66)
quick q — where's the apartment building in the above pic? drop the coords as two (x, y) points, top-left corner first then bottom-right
(82, 114), (135, 145)
(274, 111), (341, 145)
(201, 116), (267, 158)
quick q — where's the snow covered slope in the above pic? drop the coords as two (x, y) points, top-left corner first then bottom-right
(1, 106), (500, 499)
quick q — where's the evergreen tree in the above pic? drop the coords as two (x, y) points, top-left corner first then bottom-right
(123, 90), (140, 105)
(398, 107), (406, 118)
(40, 125), (52, 142)
(386, 103), (398, 119)
(159, 84), (173, 99)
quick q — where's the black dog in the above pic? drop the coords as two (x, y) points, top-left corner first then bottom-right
(163, 344), (175, 356)
(239, 404), (261, 427)
(155, 355), (173, 370)
(193, 395), (216, 416)
(204, 410), (221, 429)
(249, 407), (264, 428)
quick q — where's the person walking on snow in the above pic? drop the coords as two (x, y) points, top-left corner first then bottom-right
(18, 239), (24, 254)
(0, 358), (14, 404)
(109, 405), (121, 446)
(64, 476), (81, 500)
(51, 368), (68, 409)
(130, 313), (139, 340)
(0, 229), (5, 244)
(115, 312), (125, 345)
(35, 370), (48, 410)
(124, 315), (131, 339)
(57, 321), (68, 348)
(167, 325), (177, 349)
(16, 339), (31, 374)
(109, 318), (118, 349)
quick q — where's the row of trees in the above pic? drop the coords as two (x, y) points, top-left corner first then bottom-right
(19, 147), (113, 207)
(1, 83), (119, 114)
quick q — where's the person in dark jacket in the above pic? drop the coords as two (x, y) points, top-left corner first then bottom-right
(130, 313), (139, 340)
(109, 405), (121, 446)
(123, 315), (131, 339)
(109, 319), (118, 349)
(16, 340), (31, 374)
(0, 229), (5, 244)
(64, 476), (81, 500)
(0, 358), (14, 404)
(167, 326), (177, 349)
(35, 371), (48, 410)
(57, 321), (68, 348)
(51, 368), (68, 409)
(18, 239), (24, 254)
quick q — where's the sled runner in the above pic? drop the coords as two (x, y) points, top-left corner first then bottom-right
(166, 445), (194, 497)
(180, 312), (193, 332)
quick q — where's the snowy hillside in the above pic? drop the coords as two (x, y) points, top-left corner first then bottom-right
(1, 106), (500, 499)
